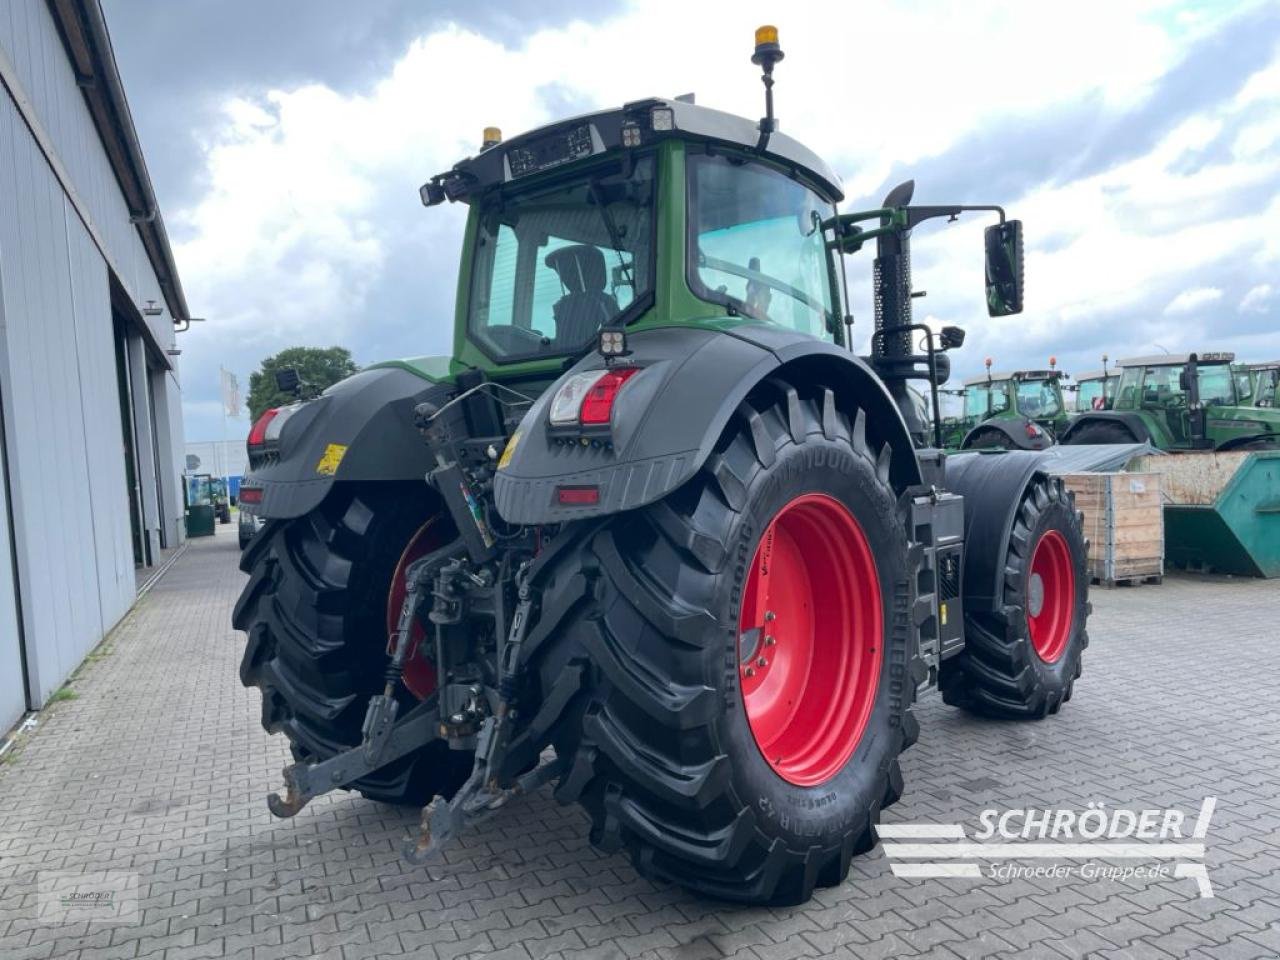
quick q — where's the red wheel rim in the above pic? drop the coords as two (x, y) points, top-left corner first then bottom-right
(386, 518), (447, 700)
(1026, 529), (1075, 663)
(737, 494), (882, 787)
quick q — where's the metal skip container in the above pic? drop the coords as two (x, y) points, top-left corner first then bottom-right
(1133, 450), (1280, 578)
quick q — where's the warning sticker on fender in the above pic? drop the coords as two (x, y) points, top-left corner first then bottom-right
(316, 443), (347, 476)
(498, 430), (521, 470)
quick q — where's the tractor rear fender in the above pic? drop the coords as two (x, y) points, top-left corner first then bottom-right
(240, 367), (451, 520)
(943, 450), (1056, 615)
(1059, 411), (1151, 444)
(493, 325), (921, 524)
(960, 416), (1050, 451)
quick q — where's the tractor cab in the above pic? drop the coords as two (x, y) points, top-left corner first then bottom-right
(1112, 353), (1239, 447)
(956, 363), (1068, 449)
(420, 97), (849, 378)
(411, 69), (1019, 450)
(1073, 369), (1119, 412)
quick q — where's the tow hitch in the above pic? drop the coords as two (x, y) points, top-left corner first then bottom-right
(266, 548), (562, 864)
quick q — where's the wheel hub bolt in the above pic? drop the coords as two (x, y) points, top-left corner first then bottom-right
(756, 656), (768, 668)
(764, 611), (776, 622)
(744, 667), (756, 677)
(764, 635), (776, 646)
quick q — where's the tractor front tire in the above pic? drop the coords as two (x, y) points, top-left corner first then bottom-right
(940, 475), (1089, 719)
(232, 485), (471, 805)
(526, 383), (922, 904)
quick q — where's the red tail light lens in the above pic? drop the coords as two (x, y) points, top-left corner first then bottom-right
(239, 487), (264, 505)
(248, 408), (280, 447)
(579, 368), (640, 425)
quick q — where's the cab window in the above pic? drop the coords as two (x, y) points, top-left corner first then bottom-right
(1016, 380), (1061, 418)
(965, 383), (1009, 419)
(687, 153), (837, 339)
(1197, 366), (1234, 405)
(467, 156), (655, 362)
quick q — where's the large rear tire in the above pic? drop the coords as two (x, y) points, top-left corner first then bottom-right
(1063, 419), (1136, 445)
(232, 484), (471, 805)
(524, 383), (922, 904)
(963, 427), (1012, 450)
(940, 475), (1089, 719)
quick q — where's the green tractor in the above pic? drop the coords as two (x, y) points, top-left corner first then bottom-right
(234, 29), (1090, 905)
(955, 360), (1070, 450)
(1060, 351), (1280, 450)
(1072, 359), (1119, 413)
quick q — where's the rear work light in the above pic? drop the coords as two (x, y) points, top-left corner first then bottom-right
(549, 368), (640, 427)
(247, 408), (280, 447)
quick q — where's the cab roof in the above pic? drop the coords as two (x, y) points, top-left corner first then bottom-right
(962, 369), (1063, 387)
(1118, 352), (1235, 367)
(432, 97), (844, 203)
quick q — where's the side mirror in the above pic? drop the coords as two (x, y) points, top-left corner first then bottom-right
(1178, 370), (1191, 392)
(274, 367), (301, 394)
(984, 219), (1024, 317)
(939, 325), (966, 350)
(930, 352), (952, 386)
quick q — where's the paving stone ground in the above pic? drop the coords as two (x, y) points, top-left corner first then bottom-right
(2, 521), (1279, 960)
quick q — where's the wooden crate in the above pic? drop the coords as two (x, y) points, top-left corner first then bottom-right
(1061, 472), (1164, 586)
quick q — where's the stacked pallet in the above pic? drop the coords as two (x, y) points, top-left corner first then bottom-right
(1061, 472), (1164, 587)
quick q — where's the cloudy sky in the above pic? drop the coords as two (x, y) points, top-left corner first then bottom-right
(102, 0), (1280, 441)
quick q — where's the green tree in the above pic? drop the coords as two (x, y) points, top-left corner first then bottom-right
(247, 346), (359, 420)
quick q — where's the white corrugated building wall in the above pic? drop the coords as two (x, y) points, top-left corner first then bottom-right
(0, 0), (191, 729)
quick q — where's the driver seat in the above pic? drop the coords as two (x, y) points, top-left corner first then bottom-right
(546, 245), (619, 348)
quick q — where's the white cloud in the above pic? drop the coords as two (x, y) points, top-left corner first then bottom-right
(1239, 283), (1273, 313)
(1164, 287), (1224, 314)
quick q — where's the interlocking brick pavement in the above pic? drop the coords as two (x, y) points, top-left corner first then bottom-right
(2, 522), (1279, 960)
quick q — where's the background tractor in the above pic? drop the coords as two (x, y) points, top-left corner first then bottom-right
(233, 29), (1090, 905)
(1060, 352), (1280, 451)
(954, 361), (1070, 449)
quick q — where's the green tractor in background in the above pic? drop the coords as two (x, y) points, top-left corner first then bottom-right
(955, 359), (1070, 450)
(1060, 352), (1280, 450)
(1072, 358), (1119, 412)
(233, 29), (1091, 905)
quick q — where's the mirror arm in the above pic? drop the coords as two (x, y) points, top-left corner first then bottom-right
(825, 203), (1007, 254)
(905, 204), (1006, 229)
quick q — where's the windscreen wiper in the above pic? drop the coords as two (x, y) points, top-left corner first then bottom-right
(589, 180), (635, 297)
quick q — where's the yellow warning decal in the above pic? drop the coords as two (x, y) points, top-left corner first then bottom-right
(940, 602), (948, 627)
(498, 430), (521, 470)
(316, 443), (348, 476)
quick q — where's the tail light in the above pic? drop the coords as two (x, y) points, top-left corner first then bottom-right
(248, 408), (280, 448)
(248, 404), (300, 451)
(549, 368), (640, 427)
